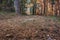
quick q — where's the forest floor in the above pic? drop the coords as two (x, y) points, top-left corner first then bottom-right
(0, 13), (60, 40)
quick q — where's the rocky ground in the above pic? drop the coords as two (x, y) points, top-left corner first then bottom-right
(0, 13), (60, 40)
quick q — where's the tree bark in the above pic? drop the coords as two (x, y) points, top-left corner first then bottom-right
(14, 0), (20, 14)
(44, 0), (48, 15)
(0, 0), (2, 4)
(59, 0), (60, 16)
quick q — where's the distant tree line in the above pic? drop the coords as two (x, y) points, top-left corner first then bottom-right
(0, 0), (60, 16)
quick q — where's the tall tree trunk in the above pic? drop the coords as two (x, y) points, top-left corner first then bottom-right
(44, 0), (45, 15)
(56, 0), (59, 16)
(44, 0), (48, 16)
(59, 0), (60, 16)
(33, 0), (36, 15)
(51, 0), (55, 16)
(0, 0), (2, 10)
(0, 0), (2, 4)
(57, 0), (59, 16)
(55, 1), (57, 16)
(14, 0), (20, 14)
(45, 0), (48, 16)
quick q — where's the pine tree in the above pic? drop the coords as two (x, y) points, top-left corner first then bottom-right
(14, 0), (20, 14)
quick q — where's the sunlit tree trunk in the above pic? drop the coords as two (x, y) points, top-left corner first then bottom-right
(45, 0), (48, 16)
(41, 0), (44, 15)
(14, 0), (20, 14)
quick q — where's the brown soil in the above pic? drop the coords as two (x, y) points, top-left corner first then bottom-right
(0, 14), (60, 40)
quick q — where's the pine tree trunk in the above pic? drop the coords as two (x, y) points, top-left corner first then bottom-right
(57, 0), (59, 16)
(44, 0), (48, 16)
(14, 0), (20, 14)
(0, 0), (2, 4)
(59, 0), (60, 16)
